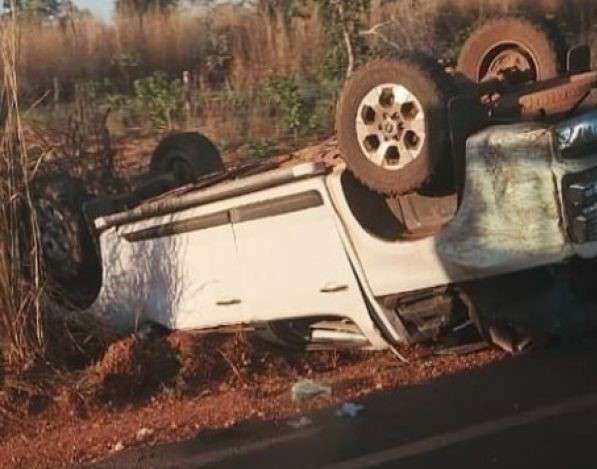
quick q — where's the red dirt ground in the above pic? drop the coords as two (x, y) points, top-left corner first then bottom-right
(0, 330), (505, 468)
(0, 134), (505, 468)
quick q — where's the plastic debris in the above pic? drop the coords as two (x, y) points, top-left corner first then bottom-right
(136, 427), (154, 441)
(291, 379), (332, 403)
(112, 441), (125, 453)
(336, 402), (365, 418)
(287, 416), (313, 429)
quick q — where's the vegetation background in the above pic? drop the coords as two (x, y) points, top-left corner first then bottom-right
(10, 0), (597, 160)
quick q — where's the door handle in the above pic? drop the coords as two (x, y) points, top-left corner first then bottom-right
(320, 283), (349, 293)
(216, 298), (242, 306)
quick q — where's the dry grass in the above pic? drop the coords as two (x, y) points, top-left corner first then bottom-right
(10, 0), (597, 155)
(0, 10), (111, 371)
(14, 0), (597, 101)
(17, 3), (328, 99)
(0, 10), (46, 366)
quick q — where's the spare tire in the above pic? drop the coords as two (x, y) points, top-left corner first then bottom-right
(32, 176), (101, 308)
(150, 132), (224, 186)
(457, 15), (565, 85)
(336, 57), (453, 195)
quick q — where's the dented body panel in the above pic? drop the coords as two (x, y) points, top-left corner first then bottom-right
(438, 124), (571, 275)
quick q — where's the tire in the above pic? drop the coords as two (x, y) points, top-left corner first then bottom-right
(149, 132), (224, 186)
(32, 176), (101, 308)
(336, 56), (453, 195)
(457, 15), (566, 85)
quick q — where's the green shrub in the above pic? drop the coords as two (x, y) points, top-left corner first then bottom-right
(264, 76), (321, 136)
(132, 72), (184, 130)
(240, 139), (279, 158)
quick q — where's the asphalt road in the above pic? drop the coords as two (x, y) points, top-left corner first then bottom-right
(95, 338), (597, 469)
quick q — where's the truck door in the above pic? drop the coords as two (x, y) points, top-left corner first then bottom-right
(113, 207), (244, 330)
(233, 187), (369, 324)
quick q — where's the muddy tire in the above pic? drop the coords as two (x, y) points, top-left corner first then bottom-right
(32, 176), (101, 308)
(150, 132), (224, 186)
(457, 16), (565, 85)
(336, 57), (453, 195)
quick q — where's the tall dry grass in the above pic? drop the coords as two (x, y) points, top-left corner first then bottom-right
(19, 16), (115, 100)
(0, 10), (47, 366)
(10, 0), (597, 156)
(17, 3), (328, 100)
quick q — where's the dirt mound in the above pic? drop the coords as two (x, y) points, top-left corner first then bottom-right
(5, 327), (387, 423)
(73, 332), (275, 407)
(0, 330), (507, 467)
(166, 332), (280, 393)
(77, 336), (179, 406)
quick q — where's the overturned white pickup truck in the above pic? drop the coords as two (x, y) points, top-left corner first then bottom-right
(35, 111), (597, 351)
(34, 16), (597, 351)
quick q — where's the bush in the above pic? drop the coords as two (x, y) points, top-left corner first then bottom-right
(240, 139), (279, 159)
(265, 76), (321, 136)
(132, 72), (184, 130)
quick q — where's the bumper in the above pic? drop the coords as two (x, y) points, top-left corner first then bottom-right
(562, 167), (597, 243)
(554, 110), (597, 246)
(437, 109), (597, 276)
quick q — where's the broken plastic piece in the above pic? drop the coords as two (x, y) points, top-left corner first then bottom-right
(291, 379), (332, 403)
(336, 402), (365, 418)
(136, 427), (154, 441)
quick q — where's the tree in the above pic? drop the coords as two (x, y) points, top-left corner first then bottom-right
(3, 0), (64, 18)
(115, 0), (179, 16)
(255, 0), (305, 27)
(315, 0), (370, 78)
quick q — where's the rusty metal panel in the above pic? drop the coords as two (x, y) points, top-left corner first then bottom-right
(518, 72), (597, 118)
(436, 123), (572, 275)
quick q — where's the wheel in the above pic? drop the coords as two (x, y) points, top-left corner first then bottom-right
(336, 56), (453, 195)
(149, 132), (224, 186)
(457, 16), (566, 86)
(32, 176), (101, 308)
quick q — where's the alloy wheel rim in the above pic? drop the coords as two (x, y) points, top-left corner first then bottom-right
(355, 83), (426, 172)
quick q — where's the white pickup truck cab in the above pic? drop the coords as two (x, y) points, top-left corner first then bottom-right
(86, 111), (597, 350)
